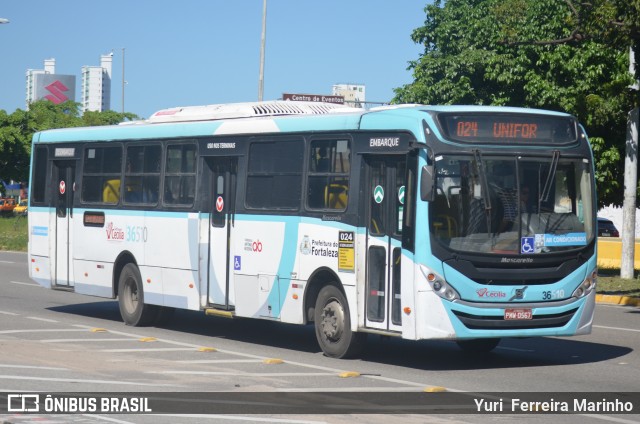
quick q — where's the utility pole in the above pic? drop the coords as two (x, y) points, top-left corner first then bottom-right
(258, 0), (267, 101)
(621, 108), (639, 278)
(621, 45), (639, 279)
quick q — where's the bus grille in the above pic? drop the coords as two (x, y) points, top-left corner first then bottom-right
(452, 308), (578, 330)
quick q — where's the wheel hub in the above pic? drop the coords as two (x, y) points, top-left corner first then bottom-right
(124, 279), (138, 312)
(320, 300), (345, 341)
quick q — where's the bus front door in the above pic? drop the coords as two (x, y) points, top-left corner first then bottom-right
(364, 156), (405, 333)
(53, 161), (76, 288)
(207, 157), (237, 309)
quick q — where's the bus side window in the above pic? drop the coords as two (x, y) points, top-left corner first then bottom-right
(307, 139), (351, 211)
(82, 145), (122, 205)
(164, 143), (197, 207)
(31, 147), (49, 204)
(124, 144), (161, 205)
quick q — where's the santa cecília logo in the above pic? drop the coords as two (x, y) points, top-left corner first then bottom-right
(476, 288), (506, 298)
(105, 222), (125, 241)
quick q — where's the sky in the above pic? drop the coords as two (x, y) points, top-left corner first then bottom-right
(0, 1), (427, 119)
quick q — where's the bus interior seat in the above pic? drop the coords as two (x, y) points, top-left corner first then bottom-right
(102, 179), (120, 203)
(124, 190), (141, 203)
(324, 183), (348, 209)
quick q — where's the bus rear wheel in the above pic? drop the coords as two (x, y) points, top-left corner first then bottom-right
(456, 338), (500, 353)
(314, 285), (366, 359)
(118, 263), (158, 327)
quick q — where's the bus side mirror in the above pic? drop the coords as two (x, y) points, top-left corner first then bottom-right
(420, 165), (435, 202)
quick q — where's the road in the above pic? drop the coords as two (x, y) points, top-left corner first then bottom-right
(0, 251), (638, 424)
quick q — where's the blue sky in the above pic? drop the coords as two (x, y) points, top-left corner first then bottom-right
(0, 1), (427, 119)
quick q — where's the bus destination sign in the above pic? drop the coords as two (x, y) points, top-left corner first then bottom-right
(438, 114), (577, 144)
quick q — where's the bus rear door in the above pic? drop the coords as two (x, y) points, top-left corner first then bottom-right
(52, 160), (76, 288)
(364, 156), (405, 333)
(207, 157), (238, 309)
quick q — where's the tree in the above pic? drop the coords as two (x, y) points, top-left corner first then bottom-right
(0, 100), (139, 185)
(394, 0), (636, 207)
(82, 110), (139, 126)
(0, 109), (32, 187)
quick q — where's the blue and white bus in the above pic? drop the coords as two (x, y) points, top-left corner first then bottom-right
(28, 101), (597, 358)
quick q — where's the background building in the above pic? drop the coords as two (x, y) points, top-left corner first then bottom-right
(81, 53), (113, 112)
(26, 59), (76, 109)
(332, 83), (366, 107)
(26, 58), (55, 105)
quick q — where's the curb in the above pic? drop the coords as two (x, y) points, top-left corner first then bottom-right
(595, 294), (640, 307)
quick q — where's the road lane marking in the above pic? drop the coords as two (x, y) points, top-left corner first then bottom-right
(282, 358), (435, 388)
(0, 329), (89, 334)
(9, 280), (40, 287)
(0, 260), (14, 264)
(70, 324), (456, 392)
(150, 415), (325, 424)
(175, 359), (262, 364)
(41, 338), (138, 343)
(275, 387), (426, 392)
(0, 311), (19, 316)
(0, 374), (178, 387)
(149, 371), (336, 377)
(594, 324), (640, 333)
(26, 316), (58, 323)
(81, 415), (136, 424)
(0, 364), (68, 370)
(580, 414), (640, 424)
(100, 348), (197, 352)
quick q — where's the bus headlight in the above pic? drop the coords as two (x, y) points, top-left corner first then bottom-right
(572, 270), (597, 299)
(420, 265), (460, 301)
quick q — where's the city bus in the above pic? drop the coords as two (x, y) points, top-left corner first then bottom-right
(28, 101), (597, 358)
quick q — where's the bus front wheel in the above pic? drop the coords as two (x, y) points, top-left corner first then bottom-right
(118, 263), (158, 327)
(314, 285), (366, 359)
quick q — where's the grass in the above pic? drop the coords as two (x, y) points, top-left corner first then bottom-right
(597, 270), (640, 297)
(0, 214), (28, 252)
(0, 215), (638, 297)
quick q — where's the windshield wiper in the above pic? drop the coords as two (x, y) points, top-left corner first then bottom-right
(540, 150), (560, 203)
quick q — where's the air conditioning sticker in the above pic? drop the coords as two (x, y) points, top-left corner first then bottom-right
(522, 232), (587, 254)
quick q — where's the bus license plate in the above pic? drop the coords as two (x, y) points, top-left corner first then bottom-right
(504, 308), (532, 320)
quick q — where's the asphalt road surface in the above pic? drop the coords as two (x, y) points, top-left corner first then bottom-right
(0, 251), (638, 424)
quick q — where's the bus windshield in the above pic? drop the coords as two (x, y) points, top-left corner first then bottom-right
(430, 154), (594, 255)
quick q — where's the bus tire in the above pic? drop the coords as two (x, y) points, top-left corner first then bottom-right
(456, 338), (500, 353)
(118, 263), (158, 327)
(314, 285), (366, 359)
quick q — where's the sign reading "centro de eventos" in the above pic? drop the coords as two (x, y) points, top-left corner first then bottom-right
(282, 93), (344, 104)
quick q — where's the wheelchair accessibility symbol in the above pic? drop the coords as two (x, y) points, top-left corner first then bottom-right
(234, 255), (241, 271)
(521, 237), (535, 254)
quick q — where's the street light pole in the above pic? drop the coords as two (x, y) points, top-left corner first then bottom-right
(258, 0), (267, 101)
(121, 47), (125, 114)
